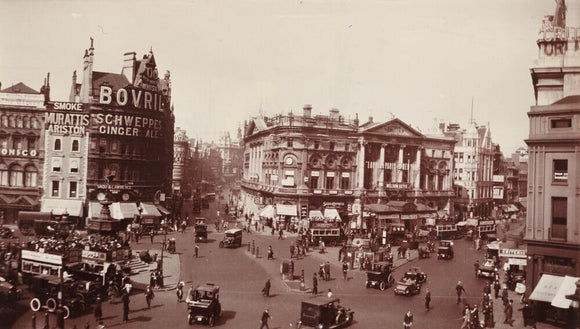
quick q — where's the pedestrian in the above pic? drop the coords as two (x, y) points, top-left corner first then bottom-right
(94, 296), (103, 322)
(470, 304), (480, 327)
(122, 291), (130, 322)
(278, 228), (283, 240)
(177, 280), (184, 302)
(474, 260), (480, 277)
(324, 261), (330, 281)
(493, 279), (501, 299)
(403, 310), (413, 329)
(327, 289), (332, 298)
(425, 288), (431, 310)
(483, 282), (491, 295)
(502, 286), (509, 307)
(149, 271), (156, 289)
(32, 312), (36, 329)
(85, 320), (90, 329)
(262, 279), (271, 297)
(145, 285), (155, 309)
(520, 302), (536, 328)
(456, 281), (466, 304)
(260, 307), (271, 329)
(312, 273), (318, 295)
(342, 261), (348, 280)
(504, 299), (514, 326)
(194, 244), (199, 258)
(290, 244), (295, 259)
(149, 230), (154, 244)
(460, 305), (471, 329)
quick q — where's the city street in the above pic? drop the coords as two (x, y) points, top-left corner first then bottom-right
(7, 197), (553, 329)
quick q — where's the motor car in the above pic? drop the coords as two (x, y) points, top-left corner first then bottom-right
(186, 283), (221, 326)
(477, 258), (496, 279)
(29, 275), (86, 319)
(296, 296), (354, 329)
(0, 276), (21, 302)
(219, 228), (242, 248)
(0, 227), (14, 239)
(401, 267), (428, 284)
(507, 269), (526, 290)
(437, 240), (454, 260)
(365, 261), (394, 291)
(195, 223), (208, 242)
(393, 277), (422, 296)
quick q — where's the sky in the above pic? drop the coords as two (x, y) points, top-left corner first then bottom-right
(0, 0), (573, 155)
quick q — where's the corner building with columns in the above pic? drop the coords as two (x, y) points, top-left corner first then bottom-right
(240, 105), (456, 231)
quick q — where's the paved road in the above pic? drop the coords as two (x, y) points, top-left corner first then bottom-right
(6, 198), (558, 329)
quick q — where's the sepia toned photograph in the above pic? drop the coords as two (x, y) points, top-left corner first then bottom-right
(0, 0), (579, 328)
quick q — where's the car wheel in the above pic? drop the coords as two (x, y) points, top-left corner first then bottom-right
(46, 298), (57, 312)
(30, 298), (41, 312)
(209, 314), (215, 327)
(379, 281), (386, 291)
(63, 305), (71, 319)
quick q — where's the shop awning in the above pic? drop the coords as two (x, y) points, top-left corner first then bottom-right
(259, 205), (274, 218)
(141, 203), (161, 217)
(276, 204), (297, 217)
(529, 274), (564, 303)
(41, 199), (84, 217)
(552, 276), (580, 309)
(507, 258), (527, 266)
(324, 208), (341, 221)
(118, 202), (140, 219)
(308, 210), (324, 219)
(89, 202), (124, 220)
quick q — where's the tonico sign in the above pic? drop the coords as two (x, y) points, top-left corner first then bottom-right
(99, 86), (166, 112)
(1, 148), (37, 156)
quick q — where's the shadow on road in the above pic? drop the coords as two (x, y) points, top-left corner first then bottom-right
(218, 310), (237, 324)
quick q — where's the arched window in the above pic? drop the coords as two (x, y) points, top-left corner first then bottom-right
(16, 116), (23, 128)
(0, 116), (6, 127)
(24, 165), (38, 187)
(72, 139), (79, 152)
(31, 118), (38, 129)
(8, 116), (15, 127)
(9, 164), (23, 187)
(54, 138), (61, 151)
(23, 116), (30, 128)
(0, 163), (8, 186)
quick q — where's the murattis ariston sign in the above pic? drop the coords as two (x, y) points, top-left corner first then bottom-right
(499, 248), (527, 259)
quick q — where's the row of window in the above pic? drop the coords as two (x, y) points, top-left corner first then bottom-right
(0, 136), (38, 150)
(50, 180), (78, 198)
(0, 115), (40, 129)
(0, 165), (38, 187)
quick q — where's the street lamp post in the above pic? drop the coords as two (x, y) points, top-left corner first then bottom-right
(56, 211), (69, 329)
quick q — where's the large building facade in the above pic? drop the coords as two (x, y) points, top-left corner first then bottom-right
(0, 81), (48, 224)
(240, 105), (456, 229)
(525, 2), (580, 325)
(68, 40), (175, 206)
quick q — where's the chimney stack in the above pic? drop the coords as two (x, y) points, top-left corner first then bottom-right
(329, 108), (339, 120)
(122, 52), (137, 84)
(303, 104), (312, 118)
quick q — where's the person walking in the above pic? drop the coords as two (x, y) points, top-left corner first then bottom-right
(122, 291), (130, 322)
(145, 285), (155, 309)
(262, 279), (271, 297)
(504, 299), (514, 326)
(94, 296), (103, 323)
(312, 273), (318, 295)
(260, 307), (271, 329)
(342, 261), (348, 280)
(502, 286), (509, 307)
(456, 281), (466, 304)
(149, 230), (154, 244)
(493, 279), (501, 299)
(474, 260), (480, 277)
(425, 288), (431, 310)
(324, 261), (331, 281)
(520, 302), (536, 328)
(403, 310), (413, 329)
(177, 280), (184, 302)
(194, 244), (199, 258)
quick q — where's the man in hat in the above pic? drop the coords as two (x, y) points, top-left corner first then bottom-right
(260, 307), (271, 329)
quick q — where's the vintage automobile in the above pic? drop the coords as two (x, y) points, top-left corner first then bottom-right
(365, 261), (395, 291)
(0, 276), (21, 302)
(393, 275), (422, 296)
(186, 283), (221, 326)
(195, 223), (208, 242)
(219, 228), (242, 248)
(477, 258), (497, 279)
(296, 296), (354, 329)
(507, 268), (526, 291)
(0, 226), (15, 239)
(437, 240), (454, 260)
(167, 238), (176, 254)
(29, 275), (86, 319)
(402, 267), (428, 284)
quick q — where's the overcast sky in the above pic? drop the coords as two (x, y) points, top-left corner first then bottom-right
(0, 0), (573, 155)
